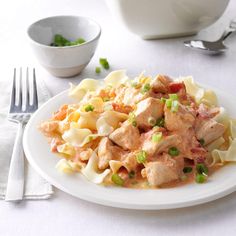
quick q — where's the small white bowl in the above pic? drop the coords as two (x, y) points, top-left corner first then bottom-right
(105, 0), (230, 39)
(27, 16), (101, 77)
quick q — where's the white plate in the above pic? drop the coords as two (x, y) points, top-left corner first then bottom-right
(23, 88), (236, 210)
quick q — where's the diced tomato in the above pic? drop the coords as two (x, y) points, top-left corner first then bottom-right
(169, 82), (185, 93)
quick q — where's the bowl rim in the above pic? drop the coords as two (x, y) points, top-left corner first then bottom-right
(27, 15), (101, 49)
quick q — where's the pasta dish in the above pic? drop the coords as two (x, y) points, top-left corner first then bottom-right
(40, 70), (236, 188)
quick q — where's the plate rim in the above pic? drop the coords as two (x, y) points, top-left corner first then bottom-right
(23, 86), (236, 210)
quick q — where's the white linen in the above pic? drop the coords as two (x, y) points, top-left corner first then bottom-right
(0, 76), (53, 199)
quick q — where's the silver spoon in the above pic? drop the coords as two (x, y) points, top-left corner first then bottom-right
(184, 19), (236, 53)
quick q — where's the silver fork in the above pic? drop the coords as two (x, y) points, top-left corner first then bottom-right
(5, 68), (38, 201)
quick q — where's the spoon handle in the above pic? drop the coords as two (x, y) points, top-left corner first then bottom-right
(221, 19), (236, 41)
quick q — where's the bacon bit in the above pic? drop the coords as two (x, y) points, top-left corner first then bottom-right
(50, 138), (63, 152)
(112, 103), (133, 114)
(184, 158), (194, 166)
(195, 156), (206, 163)
(169, 82), (185, 93)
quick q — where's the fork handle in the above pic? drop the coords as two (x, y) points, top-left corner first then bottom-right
(5, 122), (25, 201)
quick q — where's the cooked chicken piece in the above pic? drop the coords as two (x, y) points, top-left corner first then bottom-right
(151, 75), (171, 93)
(195, 118), (225, 145)
(142, 133), (181, 156)
(177, 129), (207, 160)
(39, 120), (59, 137)
(109, 122), (140, 150)
(134, 97), (164, 129)
(97, 137), (113, 169)
(145, 154), (184, 186)
(164, 103), (195, 131)
(98, 137), (127, 170)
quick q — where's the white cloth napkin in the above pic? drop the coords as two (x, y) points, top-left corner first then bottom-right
(0, 74), (54, 200)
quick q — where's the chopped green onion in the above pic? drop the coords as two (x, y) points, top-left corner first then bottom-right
(95, 67), (101, 74)
(148, 117), (156, 126)
(166, 99), (172, 108)
(128, 112), (137, 127)
(75, 38), (86, 44)
(168, 147), (180, 156)
(103, 97), (110, 102)
(183, 166), (193, 173)
(161, 97), (166, 103)
(136, 150), (147, 163)
(52, 34), (86, 47)
(141, 83), (151, 94)
(171, 100), (179, 113)
(131, 81), (138, 88)
(196, 163), (208, 175)
(84, 104), (94, 112)
(195, 173), (206, 183)
(128, 112), (135, 120)
(111, 174), (124, 186)
(128, 171), (135, 179)
(152, 132), (162, 143)
(199, 138), (205, 146)
(99, 58), (110, 70)
(53, 34), (70, 47)
(169, 93), (178, 100)
(155, 117), (165, 127)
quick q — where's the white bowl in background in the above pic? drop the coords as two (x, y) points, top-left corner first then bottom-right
(27, 16), (101, 77)
(105, 0), (230, 39)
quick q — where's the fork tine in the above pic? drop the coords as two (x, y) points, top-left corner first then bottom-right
(25, 68), (30, 108)
(32, 68), (38, 109)
(10, 69), (16, 112)
(18, 68), (23, 108)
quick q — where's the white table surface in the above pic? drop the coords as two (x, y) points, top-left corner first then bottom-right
(1, 0), (236, 235)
